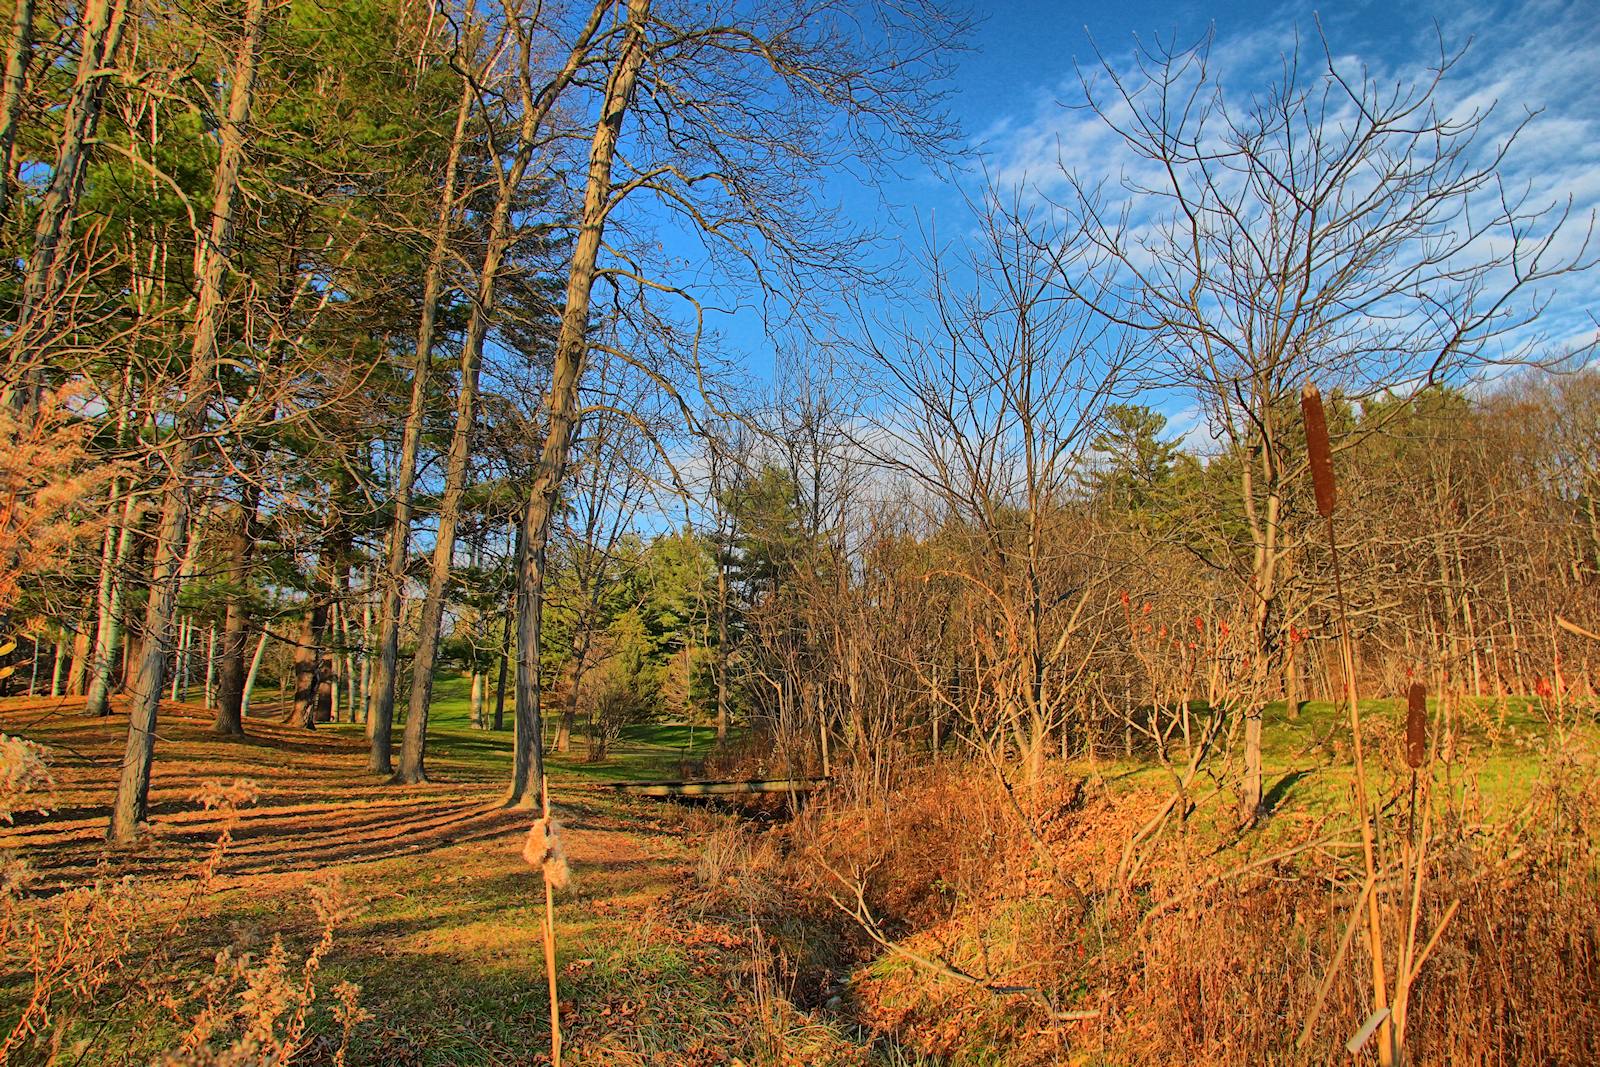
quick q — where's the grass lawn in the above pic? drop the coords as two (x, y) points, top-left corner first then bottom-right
(0, 688), (869, 1065)
(3, 680), (1588, 1064)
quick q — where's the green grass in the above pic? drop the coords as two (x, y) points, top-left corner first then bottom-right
(315, 671), (721, 785)
(1082, 693), (1596, 852)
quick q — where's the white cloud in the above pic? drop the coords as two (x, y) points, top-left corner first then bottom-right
(967, 0), (1600, 385)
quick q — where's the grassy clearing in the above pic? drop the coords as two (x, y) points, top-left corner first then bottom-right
(0, 691), (876, 1065)
(314, 672), (719, 785)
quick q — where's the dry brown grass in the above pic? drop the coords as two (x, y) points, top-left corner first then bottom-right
(696, 748), (1600, 1065)
(2, 735), (365, 1065)
(4, 696), (899, 1064)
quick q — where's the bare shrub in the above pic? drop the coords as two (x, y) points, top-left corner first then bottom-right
(1, 748), (364, 1063)
(0, 733), (54, 824)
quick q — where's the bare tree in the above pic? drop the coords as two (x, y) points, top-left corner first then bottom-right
(1056, 30), (1597, 814)
(506, 0), (964, 804)
(853, 190), (1136, 783)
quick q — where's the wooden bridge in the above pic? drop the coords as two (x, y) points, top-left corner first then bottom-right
(596, 776), (830, 798)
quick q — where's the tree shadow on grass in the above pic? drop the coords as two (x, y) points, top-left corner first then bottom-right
(1262, 768), (1312, 815)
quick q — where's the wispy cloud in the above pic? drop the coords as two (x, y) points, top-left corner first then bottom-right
(968, 0), (1600, 364)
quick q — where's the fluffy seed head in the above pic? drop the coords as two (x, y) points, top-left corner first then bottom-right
(523, 817), (571, 890)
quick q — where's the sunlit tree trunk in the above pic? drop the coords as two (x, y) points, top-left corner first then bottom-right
(85, 481), (138, 716)
(214, 484), (258, 733)
(5, 0), (128, 413)
(0, 0), (34, 225)
(241, 628), (268, 717)
(509, 0), (650, 806)
(397, 2), (611, 783)
(109, 0), (267, 843)
(68, 621), (90, 695)
(393, 111), (524, 781)
(369, 69), (473, 773)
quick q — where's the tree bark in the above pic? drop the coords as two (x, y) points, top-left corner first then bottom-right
(716, 537), (729, 742)
(289, 604), (326, 727)
(214, 484), (258, 734)
(108, 0), (266, 843)
(241, 627), (268, 717)
(67, 621), (91, 695)
(392, 160), (515, 779)
(6, 0), (128, 413)
(556, 626), (593, 753)
(509, 0), (650, 806)
(494, 523), (520, 732)
(170, 616), (187, 701)
(368, 70), (474, 774)
(85, 480), (137, 716)
(393, 1), (608, 782)
(0, 0), (35, 226)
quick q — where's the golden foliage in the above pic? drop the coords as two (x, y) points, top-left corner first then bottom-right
(0, 387), (116, 612)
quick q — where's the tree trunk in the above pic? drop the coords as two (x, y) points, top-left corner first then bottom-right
(360, 588), (373, 723)
(6, 0), (128, 413)
(511, 536), (548, 803)
(290, 598), (329, 728)
(85, 488), (137, 716)
(393, 26), (575, 783)
(716, 543), (729, 742)
(339, 601), (356, 724)
(509, 0), (650, 806)
(369, 71), (474, 775)
(170, 616), (187, 701)
(0, 0), (35, 226)
(204, 623), (216, 707)
(557, 625), (593, 753)
(85, 486), (119, 704)
(1239, 431), (1283, 819)
(494, 524), (520, 732)
(241, 628), (268, 717)
(68, 621), (91, 695)
(214, 485), (259, 733)
(108, 0), (266, 844)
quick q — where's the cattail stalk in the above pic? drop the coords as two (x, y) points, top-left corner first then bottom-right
(541, 774), (561, 1067)
(1302, 382), (1394, 1067)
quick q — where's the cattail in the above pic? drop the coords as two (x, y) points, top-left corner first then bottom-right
(1405, 682), (1427, 769)
(523, 816), (571, 889)
(1301, 383), (1336, 518)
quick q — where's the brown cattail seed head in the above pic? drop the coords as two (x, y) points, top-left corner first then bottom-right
(1405, 682), (1427, 769)
(1302, 383), (1337, 518)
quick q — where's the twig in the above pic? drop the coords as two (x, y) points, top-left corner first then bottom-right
(819, 859), (1101, 1025)
(1555, 616), (1600, 643)
(1297, 873), (1374, 1049)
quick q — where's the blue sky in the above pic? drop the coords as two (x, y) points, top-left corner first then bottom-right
(677, 0), (1600, 442)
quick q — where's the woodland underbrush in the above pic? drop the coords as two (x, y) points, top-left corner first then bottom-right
(685, 729), (1600, 1065)
(1, 735), (365, 1065)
